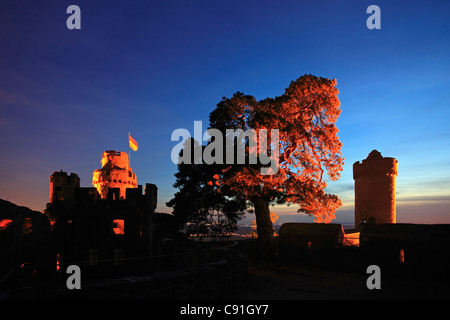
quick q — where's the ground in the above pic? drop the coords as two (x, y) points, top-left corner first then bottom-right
(235, 261), (450, 300)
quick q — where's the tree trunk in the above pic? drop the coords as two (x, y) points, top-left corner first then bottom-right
(252, 196), (275, 259)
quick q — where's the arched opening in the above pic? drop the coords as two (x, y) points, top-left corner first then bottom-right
(368, 216), (377, 224)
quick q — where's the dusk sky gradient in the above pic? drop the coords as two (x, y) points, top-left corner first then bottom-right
(1, 0), (449, 225)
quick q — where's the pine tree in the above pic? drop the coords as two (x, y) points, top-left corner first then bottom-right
(208, 75), (344, 257)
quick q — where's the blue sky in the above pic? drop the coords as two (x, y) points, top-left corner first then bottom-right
(1, 0), (449, 225)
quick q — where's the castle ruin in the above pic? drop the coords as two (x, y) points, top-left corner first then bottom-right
(45, 151), (159, 276)
(353, 150), (398, 225)
(49, 171), (80, 203)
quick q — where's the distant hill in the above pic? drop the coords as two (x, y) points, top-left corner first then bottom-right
(0, 198), (51, 244)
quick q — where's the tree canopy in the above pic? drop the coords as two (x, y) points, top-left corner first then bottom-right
(209, 75), (344, 221)
(168, 74), (344, 256)
(166, 138), (246, 238)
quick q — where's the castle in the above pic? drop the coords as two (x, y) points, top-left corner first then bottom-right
(45, 150), (161, 276)
(49, 171), (80, 203)
(92, 150), (138, 199)
(353, 150), (398, 225)
(279, 150), (450, 276)
(2, 148), (450, 298)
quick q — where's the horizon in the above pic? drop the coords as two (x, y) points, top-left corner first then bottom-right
(1, 1), (449, 225)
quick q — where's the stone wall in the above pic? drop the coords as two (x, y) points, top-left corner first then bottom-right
(353, 150), (398, 225)
(278, 223), (344, 262)
(360, 223), (450, 275)
(49, 171), (80, 203)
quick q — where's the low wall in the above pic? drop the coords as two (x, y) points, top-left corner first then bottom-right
(278, 223), (344, 263)
(360, 223), (450, 275)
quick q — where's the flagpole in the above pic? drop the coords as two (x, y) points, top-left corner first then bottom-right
(128, 132), (131, 168)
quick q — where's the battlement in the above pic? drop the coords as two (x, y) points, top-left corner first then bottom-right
(101, 150), (130, 170)
(93, 150), (137, 199)
(50, 170), (80, 182)
(353, 150), (398, 179)
(49, 171), (80, 203)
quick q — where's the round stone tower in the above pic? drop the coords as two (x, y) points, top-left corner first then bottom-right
(92, 150), (137, 199)
(353, 150), (398, 226)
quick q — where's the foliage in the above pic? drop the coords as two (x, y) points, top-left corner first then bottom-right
(166, 138), (246, 238)
(168, 74), (344, 256)
(209, 74), (344, 224)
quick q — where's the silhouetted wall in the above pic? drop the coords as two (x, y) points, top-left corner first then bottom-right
(360, 223), (450, 275)
(49, 171), (80, 203)
(278, 223), (344, 262)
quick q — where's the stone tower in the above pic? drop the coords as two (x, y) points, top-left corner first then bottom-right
(353, 150), (398, 226)
(49, 171), (80, 203)
(92, 150), (137, 199)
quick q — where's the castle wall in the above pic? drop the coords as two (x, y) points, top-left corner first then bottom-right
(353, 150), (398, 225)
(101, 150), (129, 170)
(278, 223), (344, 262)
(360, 223), (450, 274)
(49, 171), (80, 203)
(44, 180), (158, 277)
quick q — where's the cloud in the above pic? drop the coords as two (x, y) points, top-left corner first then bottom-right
(0, 85), (46, 111)
(0, 88), (20, 105)
(397, 194), (450, 205)
(0, 116), (9, 129)
(326, 181), (354, 195)
(397, 201), (450, 224)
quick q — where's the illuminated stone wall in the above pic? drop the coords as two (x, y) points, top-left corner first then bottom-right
(92, 150), (137, 199)
(49, 171), (80, 203)
(353, 150), (398, 225)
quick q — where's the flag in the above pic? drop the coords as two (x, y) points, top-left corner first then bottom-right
(129, 134), (138, 151)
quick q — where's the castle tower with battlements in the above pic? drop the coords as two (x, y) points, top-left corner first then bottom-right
(92, 150), (137, 199)
(353, 150), (398, 226)
(49, 171), (80, 203)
